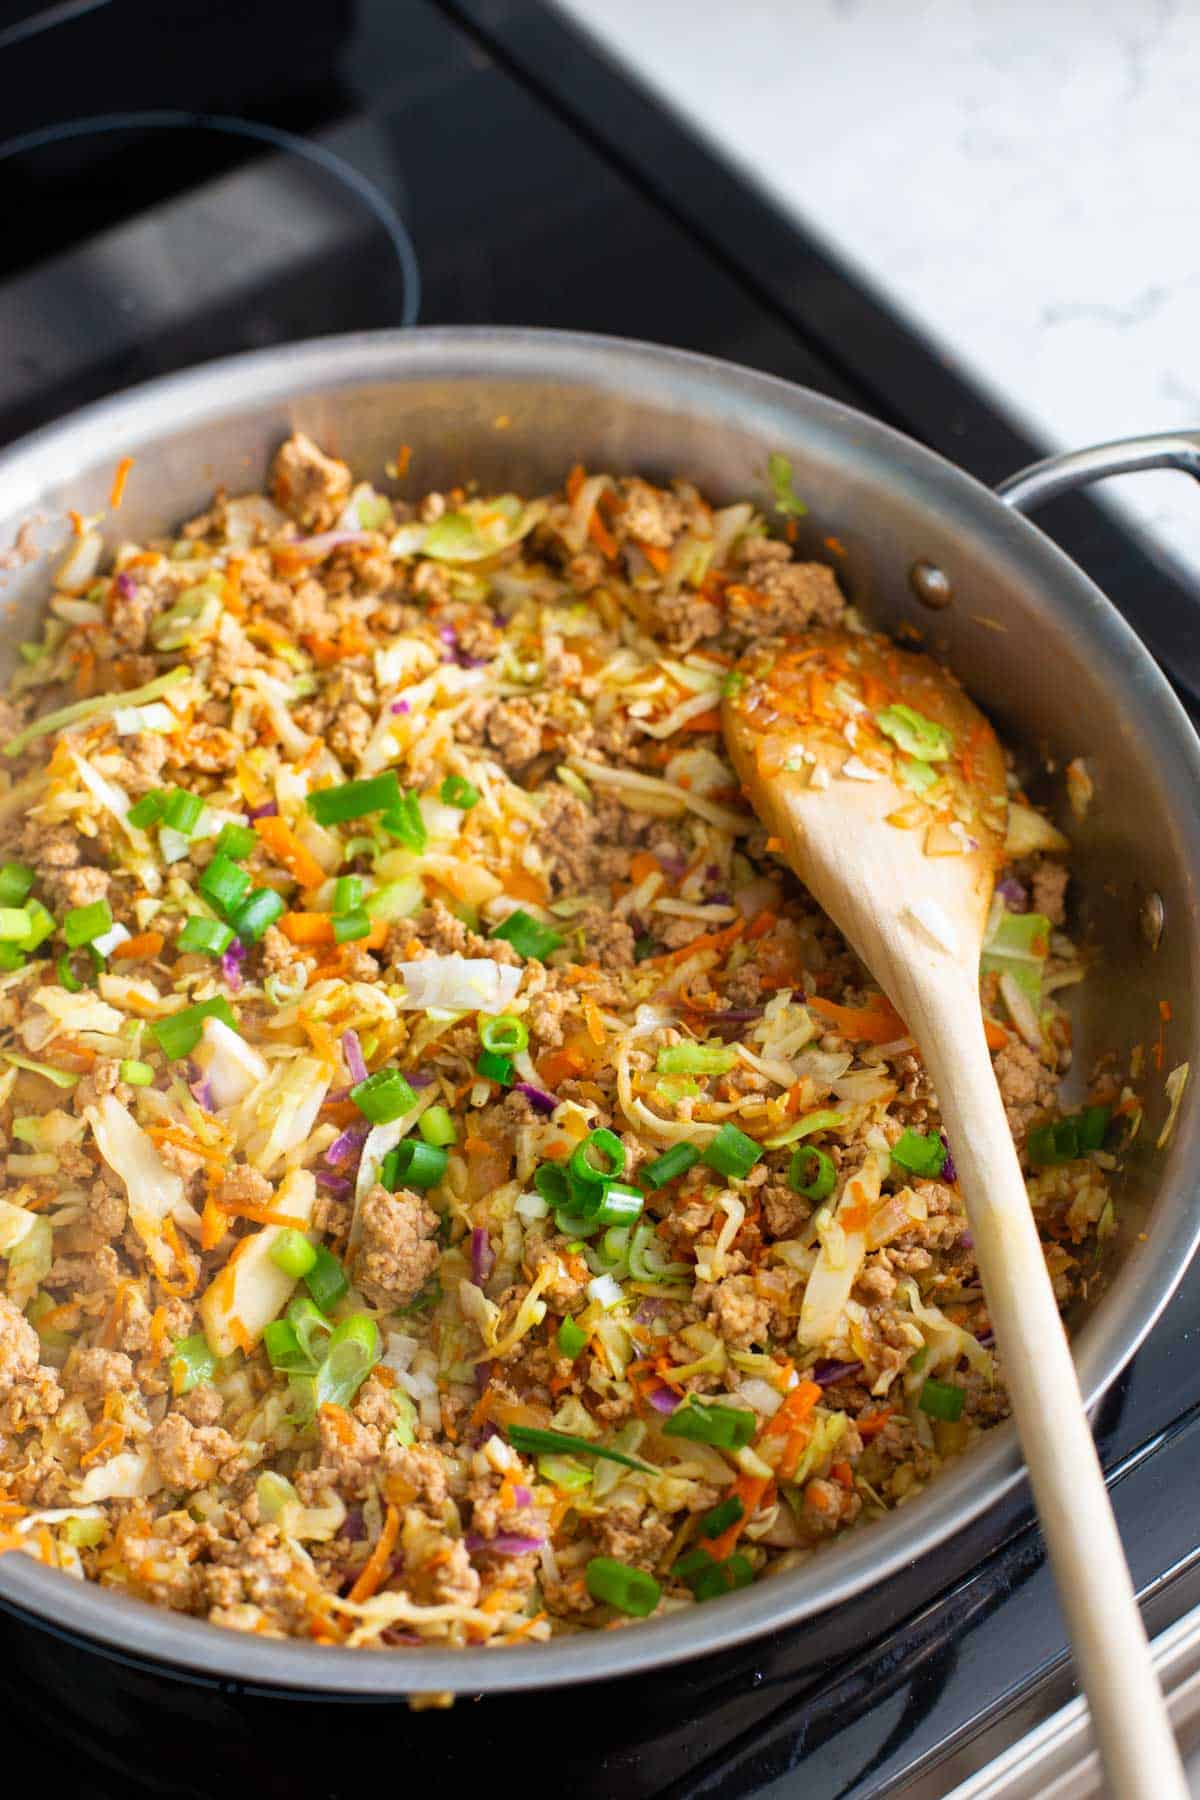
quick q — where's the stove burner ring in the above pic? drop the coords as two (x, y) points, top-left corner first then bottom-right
(0, 109), (421, 329)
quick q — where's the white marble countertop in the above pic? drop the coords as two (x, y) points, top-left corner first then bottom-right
(559, 0), (1200, 585)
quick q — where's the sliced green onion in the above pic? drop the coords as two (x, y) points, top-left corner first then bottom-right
(0, 944), (27, 972)
(162, 788), (204, 834)
(875, 703), (954, 763)
(586, 1180), (644, 1228)
(479, 1014), (529, 1055)
(213, 821), (257, 861)
(262, 1318), (315, 1373)
(379, 790), (427, 852)
(0, 863), (34, 907)
(1078, 1104), (1112, 1152)
(655, 1043), (737, 1076)
(789, 1145), (836, 1200)
(569, 1128), (625, 1187)
(662, 1396), (757, 1450)
(63, 898), (113, 948)
(585, 1557), (661, 1618)
(440, 773), (480, 810)
(351, 1067), (418, 1124)
(628, 1217), (689, 1283)
(316, 1314), (381, 1409)
(490, 909), (563, 961)
(699, 1495), (745, 1539)
(1026, 1118), (1080, 1168)
(270, 1229), (318, 1280)
(534, 1163), (570, 1208)
(383, 1138), (448, 1191)
(891, 1128), (947, 1178)
(332, 907), (371, 943)
(177, 914), (235, 957)
(418, 1104), (457, 1148)
(676, 1549), (754, 1602)
(908, 1344), (929, 1375)
(306, 772), (401, 826)
(644, 1143), (701, 1187)
(55, 952), (82, 991)
(505, 1424), (653, 1473)
(918, 1378), (965, 1422)
(0, 907), (33, 942)
(118, 1058), (154, 1086)
(557, 1317), (589, 1359)
(168, 1334), (216, 1395)
(554, 1206), (602, 1240)
(229, 888), (286, 943)
(701, 1122), (762, 1180)
(476, 1048), (516, 1087)
(17, 898), (55, 954)
(149, 996), (236, 1061)
(127, 790), (167, 830)
(287, 1294), (335, 1361)
(333, 875), (363, 914)
(198, 854), (252, 915)
(303, 1245), (349, 1314)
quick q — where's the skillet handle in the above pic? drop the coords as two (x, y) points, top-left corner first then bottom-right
(996, 429), (1200, 512)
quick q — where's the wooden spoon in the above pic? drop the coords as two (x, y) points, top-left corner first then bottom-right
(723, 626), (1185, 1799)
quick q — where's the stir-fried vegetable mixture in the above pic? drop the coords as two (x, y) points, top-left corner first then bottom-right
(0, 437), (1140, 1650)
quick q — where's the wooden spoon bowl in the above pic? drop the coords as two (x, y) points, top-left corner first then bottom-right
(723, 625), (1185, 1800)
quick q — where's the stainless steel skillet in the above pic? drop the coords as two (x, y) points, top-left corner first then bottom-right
(0, 326), (1196, 1697)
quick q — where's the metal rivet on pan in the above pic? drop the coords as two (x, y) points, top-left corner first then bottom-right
(1139, 892), (1165, 950)
(910, 561), (953, 609)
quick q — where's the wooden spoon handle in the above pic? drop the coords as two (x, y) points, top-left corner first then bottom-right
(911, 981), (1186, 1798)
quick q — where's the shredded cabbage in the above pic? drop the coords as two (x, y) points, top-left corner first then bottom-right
(198, 1168), (316, 1356)
(396, 955), (521, 1014)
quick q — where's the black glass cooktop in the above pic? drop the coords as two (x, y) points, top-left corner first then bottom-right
(2, 3), (1199, 1795)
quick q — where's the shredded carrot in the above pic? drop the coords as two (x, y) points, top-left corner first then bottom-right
(588, 509), (618, 561)
(682, 706), (722, 734)
(253, 815), (327, 890)
(395, 444), (412, 477)
(583, 996), (605, 1047)
(804, 1478), (837, 1514)
(108, 456), (134, 510)
(539, 1047), (585, 1087)
(746, 909), (776, 942)
(649, 916), (745, 968)
(701, 1471), (775, 1562)
(98, 1280), (133, 1350)
(983, 1016), (1009, 1052)
(148, 1305), (169, 1360)
(808, 993), (908, 1043)
(112, 930), (164, 962)
(80, 1422), (125, 1468)
(279, 911), (388, 950)
(468, 1388), (495, 1432)
(762, 1380), (822, 1447)
(215, 1201), (311, 1228)
(147, 1125), (226, 1170)
(159, 1217), (198, 1298)
(629, 850), (659, 885)
(300, 1013), (340, 1069)
(498, 864), (548, 905)
(565, 463), (586, 503)
(502, 1610), (549, 1643)
(855, 1407), (894, 1440)
(636, 539), (671, 574)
